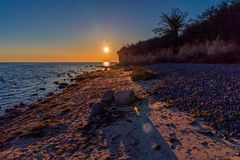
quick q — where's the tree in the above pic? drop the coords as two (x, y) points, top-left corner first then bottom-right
(153, 8), (188, 39)
(197, 6), (216, 22)
(153, 8), (188, 54)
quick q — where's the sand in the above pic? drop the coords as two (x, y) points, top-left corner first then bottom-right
(0, 66), (239, 160)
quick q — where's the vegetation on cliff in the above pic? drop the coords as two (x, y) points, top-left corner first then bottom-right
(118, 0), (240, 64)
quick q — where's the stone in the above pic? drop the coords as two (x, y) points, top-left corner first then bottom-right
(90, 102), (104, 116)
(201, 141), (208, 147)
(58, 83), (69, 89)
(18, 102), (25, 107)
(197, 128), (213, 136)
(47, 92), (54, 97)
(131, 68), (157, 81)
(114, 89), (137, 105)
(124, 66), (133, 71)
(101, 90), (114, 103)
(5, 108), (16, 114)
(151, 143), (161, 150)
(54, 81), (59, 85)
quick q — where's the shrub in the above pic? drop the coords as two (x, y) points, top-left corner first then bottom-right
(206, 37), (237, 56)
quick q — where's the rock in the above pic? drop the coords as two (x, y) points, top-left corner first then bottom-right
(151, 143), (161, 150)
(124, 66), (133, 71)
(101, 90), (114, 103)
(237, 89), (240, 100)
(54, 81), (59, 85)
(31, 93), (38, 96)
(19, 102), (25, 107)
(169, 137), (179, 144)
(67, 73), (73, 78)
(197, 128), (213, 136)
(114, 89), (137, 105)
(58, 83), (69, 89)
(131, 68), (157, 81)
(90, 102), (104, 117)
(0, 78), (4, 83)
(201, 141), (208, 147)
(5, 108), (15, 114)
(47, 92), (54, 97)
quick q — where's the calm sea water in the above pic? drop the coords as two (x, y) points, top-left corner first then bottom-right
(0, 62), (107, 115)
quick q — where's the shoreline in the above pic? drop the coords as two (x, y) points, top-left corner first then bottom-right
(0, 64), (239, 159)
(0, 63), (106, 114)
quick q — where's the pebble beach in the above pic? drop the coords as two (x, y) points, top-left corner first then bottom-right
(0, 64), (239, 160)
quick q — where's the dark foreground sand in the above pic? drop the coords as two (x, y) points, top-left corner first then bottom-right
(0, 64), (239, 160)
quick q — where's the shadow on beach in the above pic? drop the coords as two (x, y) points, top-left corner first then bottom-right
(84, 100), (178, 160)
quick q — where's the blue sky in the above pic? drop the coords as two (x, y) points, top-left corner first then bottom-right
(0, 0), (220, 61)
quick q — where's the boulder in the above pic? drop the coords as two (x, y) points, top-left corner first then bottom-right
(131, 68), (157, 81)
(90, 102), (104, 117)
(114, 89), (137, 105)
(101, 90), (114, 103)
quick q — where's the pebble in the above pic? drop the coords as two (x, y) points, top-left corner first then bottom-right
(0, 78), (4, 83)
(201, 141), (208, 147)
(58, 83), (69, 89)
(197, 128), (213, 136)
(151, 143), (161, 150)
(47, 92), (54, 97)
(150, 64), (240, 137)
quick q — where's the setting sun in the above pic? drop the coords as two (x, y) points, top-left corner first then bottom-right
(103, 46), (110, 53)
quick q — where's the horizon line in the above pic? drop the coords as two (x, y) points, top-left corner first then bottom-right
(0, 61), (119, 63)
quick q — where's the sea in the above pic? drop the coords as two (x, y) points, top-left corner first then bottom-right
(0, 62), (110, 115)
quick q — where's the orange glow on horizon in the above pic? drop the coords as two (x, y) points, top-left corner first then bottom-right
(0, 48), (119, 62)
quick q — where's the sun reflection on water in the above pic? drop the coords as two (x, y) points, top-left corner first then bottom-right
(103, 62), (110, 67)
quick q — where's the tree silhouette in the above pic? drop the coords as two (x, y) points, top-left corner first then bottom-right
(153, 8), (188, 54)
(153, 8), (188, 39)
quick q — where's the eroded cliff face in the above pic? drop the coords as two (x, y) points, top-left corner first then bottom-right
(118, 38), (240, 65)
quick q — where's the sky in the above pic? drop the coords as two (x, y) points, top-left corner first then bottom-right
(0, 0), (220, 62)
